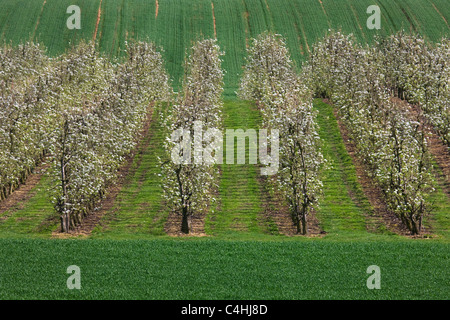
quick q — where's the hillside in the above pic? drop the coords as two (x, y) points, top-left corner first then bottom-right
(0, 0), (448, 92)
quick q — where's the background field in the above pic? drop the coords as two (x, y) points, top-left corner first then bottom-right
(0, 0), (448, 300)
(1, 0), (449, 93)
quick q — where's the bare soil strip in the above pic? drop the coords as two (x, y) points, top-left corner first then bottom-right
(164, 211), (208, 237)
(32, 0), (46, 41)
(93, 0), (103, 42)
(0, 160), (50, 218)
(53, 107), (155, 237)
(155, 0), (159, 19)
(211, 2), (217, 39)
(332, 105), (412, 236)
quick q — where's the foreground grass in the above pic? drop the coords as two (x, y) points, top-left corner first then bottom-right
(0, 238), (448, 299)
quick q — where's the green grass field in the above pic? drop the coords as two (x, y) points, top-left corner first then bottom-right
(1, 239), (448, 299)
(0, 0), (449, 300)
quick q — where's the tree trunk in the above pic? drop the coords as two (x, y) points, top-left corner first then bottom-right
(409, 215), (420, 235)
(75, 212), (81, 226)
(401, 213), (411, 233)
(301, 214), (307, 235)
(60, 215), (65, 233)
(295, 216), (301, 234)
(61, 213), (70, 233)
(418, 215), (423, 234)
(181, 207), (190, 234)
(294, 214), (307, 235)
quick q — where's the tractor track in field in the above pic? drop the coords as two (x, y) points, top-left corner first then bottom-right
(349, 3), (367, 42)
(429, 0), (449, 28)
(242, 0), (251, 48)
(291, 1), (310, 54)
(400, 6), (418, 33)
(53, 106), (156, 237)
(212, 2), (217, 39)
(317, 0), (331, 29)
(31, 0), (46, 41)
(0, 160), (50, 219)
(264, 0), (270, 12)
(331, 104), (412, 236)
(93, 0), (103, 42)
(297, 19), (310, 54)
(155, 0), (159, 19)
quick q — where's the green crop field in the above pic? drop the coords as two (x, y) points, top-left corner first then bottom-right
(1, 0), (448, 91)
(0, 239), (448, 300)
(0, 0), (449, 301)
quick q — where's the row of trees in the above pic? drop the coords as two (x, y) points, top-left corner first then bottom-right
(0, 42), (54, 201)
(2, 32), (444, 235)
(380, 32), (450, 147)
(306, 31), (436, 235)
(239, 33), (326, 235)
(54, 41), (171, 232)
(0, 40), (171, 232)
(160, 39), (224, 234)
